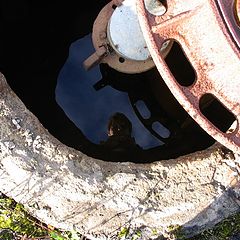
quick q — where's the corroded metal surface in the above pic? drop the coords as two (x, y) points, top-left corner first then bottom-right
(137, 0), (240, 154)
(83, 46), (107, 71)
(91, 1), (155, 73)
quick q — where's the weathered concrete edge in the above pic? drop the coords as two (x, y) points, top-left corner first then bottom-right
(0, 72), (240, 240)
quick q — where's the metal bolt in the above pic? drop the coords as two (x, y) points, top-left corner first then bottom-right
(99, 31), (107, 40)
(12, 117), (21, 130)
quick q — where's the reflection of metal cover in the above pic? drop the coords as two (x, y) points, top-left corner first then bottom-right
(137, 0), (240, 154)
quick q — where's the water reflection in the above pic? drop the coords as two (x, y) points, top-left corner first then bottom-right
(55, 34), (162, 149)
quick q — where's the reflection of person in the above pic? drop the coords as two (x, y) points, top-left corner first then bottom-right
(100, 112), (142, 155)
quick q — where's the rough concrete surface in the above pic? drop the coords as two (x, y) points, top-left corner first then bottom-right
(0, 72), (240, 239)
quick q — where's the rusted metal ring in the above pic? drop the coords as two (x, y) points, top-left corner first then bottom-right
(137, 0), (240, 154)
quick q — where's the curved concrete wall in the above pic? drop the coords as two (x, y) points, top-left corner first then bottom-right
(0, 73), (240, 239)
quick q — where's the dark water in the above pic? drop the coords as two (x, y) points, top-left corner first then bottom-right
(55, 34), (164, 149)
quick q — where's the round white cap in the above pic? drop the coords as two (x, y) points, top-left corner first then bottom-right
(108, 0), (151, 61)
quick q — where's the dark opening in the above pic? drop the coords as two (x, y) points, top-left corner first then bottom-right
(0, 1), (229, 163)
(199, 93), (236, 132)
(165, 41), (196, 87)
(119, 57), (125, 63)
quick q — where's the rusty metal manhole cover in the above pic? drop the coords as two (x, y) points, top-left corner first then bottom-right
(137, 0), (240, 154)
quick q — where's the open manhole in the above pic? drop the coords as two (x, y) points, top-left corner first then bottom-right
(0, 0), (239, 239)
(0, 0), (234, 163)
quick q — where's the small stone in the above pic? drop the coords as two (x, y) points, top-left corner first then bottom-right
(4, 141), (15, 150)
(26, 129), (31, 134)
(33, 135), (43, 152)
(12, 117), (21, 130)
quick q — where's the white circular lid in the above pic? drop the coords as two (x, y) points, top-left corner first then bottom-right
(108, 0), (151, 61)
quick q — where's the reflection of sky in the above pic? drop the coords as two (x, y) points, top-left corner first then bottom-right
(55, 34), (162, 149)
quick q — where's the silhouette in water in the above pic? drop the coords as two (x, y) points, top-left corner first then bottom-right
(100, 112), (144, 162)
